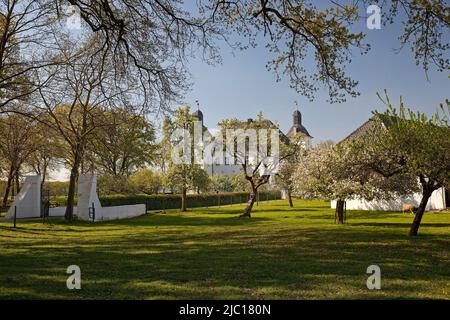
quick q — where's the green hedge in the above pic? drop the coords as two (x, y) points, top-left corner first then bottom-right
(51, 191), (282, 211)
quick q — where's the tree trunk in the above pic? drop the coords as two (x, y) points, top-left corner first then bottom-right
(409, 189), (432, 236)
(15, 170), (20, 194)
(40, 165), (47, 192)
(181, 187), (187, 212)
(2, 165), (14, 206)
(241, 192), (256, 218)
(336, 199), (346, 224)
(65, 150), (82, 222)
(287, 189), (294, 208)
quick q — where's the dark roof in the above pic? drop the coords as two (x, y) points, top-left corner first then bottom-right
(342, 114), (398, 142)
(192, 109), (203, 119)
(287, 124), (312, 138)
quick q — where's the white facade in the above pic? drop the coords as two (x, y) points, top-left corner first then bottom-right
(330, 187), (447, 211)
(5, 176), (41, 219)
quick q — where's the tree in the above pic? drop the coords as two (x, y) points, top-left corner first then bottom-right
(0, 109), (39, 206)
(231, 173), (250, 192)
(96, 174), (130, 195)
(164, 163), (210, 211)
(129, 168), (163, 195)
(356, 96), (450, 235)
(25, 120), (64, 191)
(163, 106), (210, 211)
(275, 162), (296, 208)
(219, 114), (303, 217)
(88, 109), (156, 177)
(293, 140), (417, 224)
(0, 0), (55, 112)
(33, 34), (137, 222)
(210, 175), (234, 193)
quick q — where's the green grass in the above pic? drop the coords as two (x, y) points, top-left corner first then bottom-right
(0, 200), (449, 300)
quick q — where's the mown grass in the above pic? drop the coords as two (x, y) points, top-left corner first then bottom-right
(0, 200), (449, 300)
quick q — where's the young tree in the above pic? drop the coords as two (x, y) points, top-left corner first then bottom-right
(275, 162), (296, 208)
(164, 163), (210, 211)
(163, 106), (210, 211)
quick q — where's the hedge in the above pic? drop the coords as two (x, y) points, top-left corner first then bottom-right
(51, 191), (282, 211)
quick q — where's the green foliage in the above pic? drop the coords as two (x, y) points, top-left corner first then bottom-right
(129, 168), (163, 195)
(209, 175), (235, 192)
(97, 175), (132, 195)
(89, 109), (156, 176)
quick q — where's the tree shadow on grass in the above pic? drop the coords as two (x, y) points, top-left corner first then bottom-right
(1, 217), (448, 299)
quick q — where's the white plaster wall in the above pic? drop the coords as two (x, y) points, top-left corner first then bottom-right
(76, 174), (102, 221)
(6, 176), (41, 219)
(76, 174), (147, 222)
(330, 187), (446, 211)
(49, 206), (77, 217)
(98, 204), (146, 221)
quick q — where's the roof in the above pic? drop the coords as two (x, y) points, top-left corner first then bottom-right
(287, 124), (312, 138)
(342, 114), (398, 142)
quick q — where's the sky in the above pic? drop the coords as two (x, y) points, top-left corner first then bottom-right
(180, 6), (449, 144)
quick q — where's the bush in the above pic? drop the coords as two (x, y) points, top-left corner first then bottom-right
(51, 191), (282, 211)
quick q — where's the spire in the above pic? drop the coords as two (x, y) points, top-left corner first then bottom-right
(293, 102), (301, 126)
(192, 99), (203, 122)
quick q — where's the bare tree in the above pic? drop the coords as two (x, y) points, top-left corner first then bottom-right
(0, 108), (39, 206)
(0, 0), (56, 112)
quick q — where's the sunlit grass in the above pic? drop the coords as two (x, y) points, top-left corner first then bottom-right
(0, 200), (449, 299)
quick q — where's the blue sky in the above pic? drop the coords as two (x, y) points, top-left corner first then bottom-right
(181, 6), (449, 143)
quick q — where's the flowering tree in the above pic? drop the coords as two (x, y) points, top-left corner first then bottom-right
(358, 96), (450, 236)
(293, 140), (417, 224)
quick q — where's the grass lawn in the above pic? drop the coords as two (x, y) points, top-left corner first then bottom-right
(0, 199), (449, 300)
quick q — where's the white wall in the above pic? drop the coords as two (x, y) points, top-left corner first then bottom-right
(49, 206), (77, 217)
(331, 187), (446, 211)
(76, 174), (146, 222)
(6, 176), (41, 219)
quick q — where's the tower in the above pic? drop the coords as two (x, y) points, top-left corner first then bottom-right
(293, 109), (302, 126)
(287, 105), (312, 140)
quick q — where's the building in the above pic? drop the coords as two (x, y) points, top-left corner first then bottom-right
(331, 114), (448, 211)
(192, 106), (312, 177)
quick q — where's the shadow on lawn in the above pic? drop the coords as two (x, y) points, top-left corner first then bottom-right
(1, 213), (448, 299)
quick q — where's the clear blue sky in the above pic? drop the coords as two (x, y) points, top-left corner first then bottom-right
(180, 6), (449, 143)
